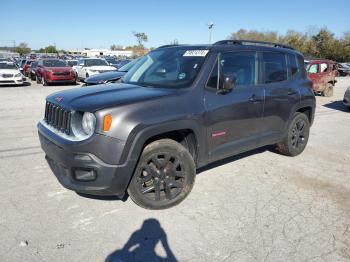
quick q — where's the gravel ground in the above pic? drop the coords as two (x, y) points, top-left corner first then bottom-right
(0, 78), (349, 262)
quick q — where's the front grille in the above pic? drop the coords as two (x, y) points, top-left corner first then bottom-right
(44, 101), (71, 135)
(1, 74), (14, 78)
(0, 80), (15, 83)
(53, 72), (70, 76)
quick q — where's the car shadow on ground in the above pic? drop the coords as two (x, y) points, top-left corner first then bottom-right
(76, 192), (129, 202)
(323, 100), (349, 112)
(197, 146), (272, 175)
(105, 218), (177, 262)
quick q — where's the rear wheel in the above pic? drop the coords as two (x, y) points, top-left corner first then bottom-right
(128, 139), (196, 209)
(276, 112), (310, 156)
(322, 84), (333, 97)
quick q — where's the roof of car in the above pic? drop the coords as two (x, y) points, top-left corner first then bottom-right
(157, 40), (302, 56)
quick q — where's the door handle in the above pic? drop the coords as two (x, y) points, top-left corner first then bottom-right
(249, 94), (262, 103)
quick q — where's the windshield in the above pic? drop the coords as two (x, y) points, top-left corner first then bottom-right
(118, 57), (141, 72)
(86, 59), (108, 67)
(43, 60), (67, 67)
(0, 63), (17, 69)
(123, 48), (208, 88)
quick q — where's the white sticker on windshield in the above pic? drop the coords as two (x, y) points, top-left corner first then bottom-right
(183, 50), (209, 57)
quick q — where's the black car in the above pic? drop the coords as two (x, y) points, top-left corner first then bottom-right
(29, 61), (38, 80)
(83, 57), (141, 86)
(38, 40), (315, 209)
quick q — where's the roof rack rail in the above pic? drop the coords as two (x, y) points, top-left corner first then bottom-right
(157, 44), (183, 49)
(213, 40), (294, 50)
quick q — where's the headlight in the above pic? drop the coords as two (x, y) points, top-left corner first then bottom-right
(71, 112), (96, 139)
(15, 73), (21, 77)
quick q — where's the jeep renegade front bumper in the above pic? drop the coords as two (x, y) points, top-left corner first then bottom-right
(38, 122), (136, 197)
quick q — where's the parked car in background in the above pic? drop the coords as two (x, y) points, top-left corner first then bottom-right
(29, 61), (38, 80)
(73, 58), (116, 81)
(83, 57), (141, 86)
(306, 59), (337, 97)
(38, 40), (315, 209)
(23, 60), (36, 77)
(0, 62), (24, 86)
(66, 60), (78, 67)
(115, 59), (131, 69)
(105, 57), (119, 68)
(338, 63), (350, 76)
(36, 59), (76, 86)
(343, 87), (350, 111)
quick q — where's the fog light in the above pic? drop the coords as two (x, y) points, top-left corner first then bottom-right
(74, 169), (96, 181)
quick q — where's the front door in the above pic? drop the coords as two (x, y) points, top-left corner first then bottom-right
(204, 51), (265, 162)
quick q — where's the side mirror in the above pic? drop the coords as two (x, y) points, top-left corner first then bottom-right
(217, 74), (236, 94)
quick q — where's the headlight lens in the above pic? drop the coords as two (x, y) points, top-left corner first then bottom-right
(15, 73), (21, 77)
(71, 112), (96, 139)
(82, 112), (96, 136)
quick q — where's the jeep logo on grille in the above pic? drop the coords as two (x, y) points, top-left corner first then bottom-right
(55, 96), (63, 102)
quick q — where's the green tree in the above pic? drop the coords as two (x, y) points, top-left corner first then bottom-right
(39, 45), (58, 54)
(14, 42), (31, 56)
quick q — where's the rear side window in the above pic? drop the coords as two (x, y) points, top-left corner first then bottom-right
(262, 52), (287, 84)
(207, 51), (257, 89)
(287, 53), (298, 77)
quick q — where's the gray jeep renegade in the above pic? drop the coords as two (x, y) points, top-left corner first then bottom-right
(38, 40), (315, 209)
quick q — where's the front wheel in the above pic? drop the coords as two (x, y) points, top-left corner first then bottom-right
(276, 112), (310, 156)
(128, 139), (196, 210)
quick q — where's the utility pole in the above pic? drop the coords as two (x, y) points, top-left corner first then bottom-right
(208, 22), (214, 44)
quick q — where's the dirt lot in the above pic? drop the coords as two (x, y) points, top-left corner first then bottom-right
(0, 78), (350, 262)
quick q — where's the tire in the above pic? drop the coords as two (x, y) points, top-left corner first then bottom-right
(276, 112), (310, 157)
(128, 139), (196, 210)
(36, 75), (40, 84)
(322, 84), (333, 97)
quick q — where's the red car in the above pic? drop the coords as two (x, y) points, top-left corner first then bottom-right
(36, 59), (76, 86)
(305, 59), (337, 97)
(23, 60), (36, 77)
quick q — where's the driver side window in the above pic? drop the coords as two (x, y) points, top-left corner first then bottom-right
(207, 51), (257, 89)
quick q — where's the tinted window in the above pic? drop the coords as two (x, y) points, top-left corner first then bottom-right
(207, 51), (257, 88)
(124, 48), (207, 88)
(262, 52), (287, 83)
(287, 54), (298, 77)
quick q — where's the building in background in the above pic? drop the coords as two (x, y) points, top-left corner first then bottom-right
(68, 49), (133, 57)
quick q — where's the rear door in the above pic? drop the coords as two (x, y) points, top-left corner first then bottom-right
(204, 51), (265, 162)
(261, 52), (300, 137)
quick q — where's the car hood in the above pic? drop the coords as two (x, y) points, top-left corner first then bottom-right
(46, 83), (176, 112)
(0, 69), (20, 74)
(84, 71), (126, 84)
(86, 66), (116, 71)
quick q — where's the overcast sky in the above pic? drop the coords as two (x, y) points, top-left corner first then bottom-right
(1, 0), (349, 50)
